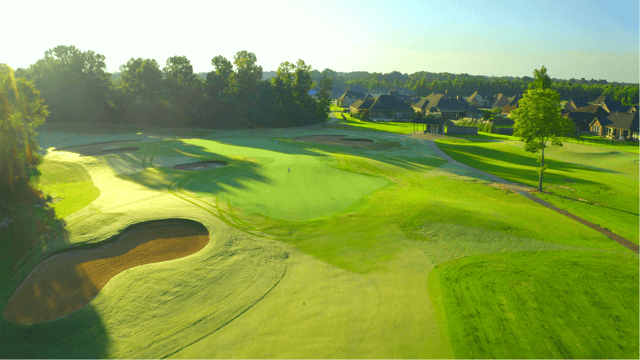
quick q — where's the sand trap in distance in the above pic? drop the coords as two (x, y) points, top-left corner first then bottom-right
(3, 219), (210, 325)
(293, 135), (374, 147)
(53, 140), (141, 156)
(173, 160), (227, 171)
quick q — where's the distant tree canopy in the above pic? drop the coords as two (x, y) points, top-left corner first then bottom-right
(12, 46), (638, 132)
(0, 65), (49, 204)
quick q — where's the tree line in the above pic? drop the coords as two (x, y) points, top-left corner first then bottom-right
(321, 70), (639, 105)
(14, 46), (333, 130)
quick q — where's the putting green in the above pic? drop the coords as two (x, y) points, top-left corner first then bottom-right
(172, 139), (391, 221)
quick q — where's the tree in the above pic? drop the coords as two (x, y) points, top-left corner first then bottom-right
(511, 68), (574, 192)
(116, 58), (166, 126)
(18, 45), (111, 124)
(316, 69), (333, 126)
(162, 55), (201, 127)
(0, 65), (49, 204)
(527, 66), (552, 90)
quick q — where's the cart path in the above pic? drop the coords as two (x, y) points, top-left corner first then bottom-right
(425, 139), (639, 254)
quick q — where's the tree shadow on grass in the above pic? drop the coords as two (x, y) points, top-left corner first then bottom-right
(437, 143), (605, 188)
(0, 201), (110, 358)
(114, 140), (271, 195)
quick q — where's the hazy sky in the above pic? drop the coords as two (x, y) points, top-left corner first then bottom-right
(5, 0), (639, 83)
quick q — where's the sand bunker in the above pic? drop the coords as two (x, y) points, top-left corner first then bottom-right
(173, 161), (227, 171)
(53, 140), (141, 156)
(293, 135), (374, 148)
(3, 219), (209, 325)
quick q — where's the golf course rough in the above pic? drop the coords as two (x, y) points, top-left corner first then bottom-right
(3, 219), (210, 324)
(1, 126), (636, 358)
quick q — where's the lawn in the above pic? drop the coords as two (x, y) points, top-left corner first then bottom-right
(1, 126), (637, 359)
(32, 159), (101, 218)
(325, 112), (417, 134)
(435, 138), (640, 244)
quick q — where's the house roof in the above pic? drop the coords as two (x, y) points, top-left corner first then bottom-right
(346, 84), (367, 93)
(369, 95), (402, 111)
(392, 99), (414, 112)
(603, 112), (639, 131)
(350, 98), (375, 110)
(492, 93), (512, 108)
(338, 90), (366, 100)
(590, 96), (628, 113)
(390, 86), (417, 95)
(388, 91), (411, 101)
(564, 111), (597, 126)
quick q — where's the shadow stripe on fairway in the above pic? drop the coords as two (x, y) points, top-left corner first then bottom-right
(424, 138), (639, 254)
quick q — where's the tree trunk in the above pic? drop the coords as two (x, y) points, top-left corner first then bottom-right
(538, 145), (544, 192)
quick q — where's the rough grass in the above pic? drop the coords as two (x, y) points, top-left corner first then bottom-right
(431, 250), (639, 359)
(33, 159), (100, 218)
(325, 112), (416, 134)
(436, 139), (639, 244)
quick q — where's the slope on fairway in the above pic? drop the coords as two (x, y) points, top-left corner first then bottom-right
(431, 250), (639, 359)
(175, 139), (391, 221)
(34, 159), (100, 218)
(436, 139), (639, 244)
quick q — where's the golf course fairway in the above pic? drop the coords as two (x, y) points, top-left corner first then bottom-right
(0, 126), (637, 359)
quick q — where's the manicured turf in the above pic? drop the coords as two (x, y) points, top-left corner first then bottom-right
(33, 159), (101, 218)
(562, 135), (639, 154)
(436, 138), (639, 244)
(1, 126), (637, 358)
(431, 250), (639, 359)
(325, 112), (416, 134)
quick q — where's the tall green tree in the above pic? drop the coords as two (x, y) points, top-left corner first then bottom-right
(512, 68), (574, 192)
(0, 65), (49, 204)
(316, 69), (333, 126)
(116, 58), (166, 126)
(232, 51), (263, 123)
(17, 45), (110, 124)
(162, 55), (201, 127)
(527, 65), (552, 90)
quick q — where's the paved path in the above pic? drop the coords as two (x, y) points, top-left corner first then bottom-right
(423, 138), (639, 254)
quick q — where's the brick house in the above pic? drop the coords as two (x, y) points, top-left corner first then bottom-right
(350, 94), (415, 120)
(590, 112), (639, 140)
(337, 90), (366, 107)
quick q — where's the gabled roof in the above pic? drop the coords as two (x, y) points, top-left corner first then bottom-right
(388, 91), (411, 101)
(338, 90), (366, 100)
(346, 84), (367, 93)
(350, 98), (375, 110)
(564, 111), (597, 126)
(369, 95), (402, 111)
(492, 93), (512, 109)
(590, 96), (628, 113)
(603, 112), (639, 131)
(392, 99), (414, 112)
(390, 86), (417, 95)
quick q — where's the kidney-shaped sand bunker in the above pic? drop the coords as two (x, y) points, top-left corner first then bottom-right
(3, 219), (210, 325)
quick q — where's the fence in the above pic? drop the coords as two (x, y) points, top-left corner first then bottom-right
(446, 126), (478, 135)
(563, 136), (639, 147)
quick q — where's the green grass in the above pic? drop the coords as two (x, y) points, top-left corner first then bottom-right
(325, 112), (417, 134)
(431, 250), (639, 359)
(436, 139), (639, 244)
(445, 130), (520, 141)
(33, 159), (101, 218)
(2, 127), (637, 358)
(562, 136), (639, 154)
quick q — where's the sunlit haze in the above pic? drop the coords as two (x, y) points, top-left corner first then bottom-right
(5, 0), (639, 82)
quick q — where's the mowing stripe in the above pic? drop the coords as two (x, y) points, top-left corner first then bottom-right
(426, 139), (639, 254)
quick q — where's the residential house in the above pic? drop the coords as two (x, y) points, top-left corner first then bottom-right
(337, 90), (366, 107)
(590, 96), (629, 113)
(491, 94), (511, 109)
(368, 87), (389, 97)
(345, 84), (368, 94)
(389, 87), (417, 96)
(388, 91), (413, 104)
(350, 94), (415, 120)
(412, 92), (467, 120)
(331, 87), (345, 99)
(590, 111), (639, 140)
(466, 90), (491, 108)
(562, 112), (597, 135)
